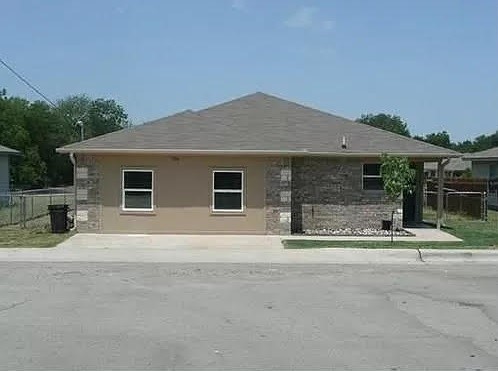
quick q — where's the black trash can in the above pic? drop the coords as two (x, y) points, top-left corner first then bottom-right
(381, 219), (392, 231)
(48, 204), (69, 233)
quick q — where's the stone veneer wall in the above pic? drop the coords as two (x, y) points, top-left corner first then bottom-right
(74, 154), (101, 232)
(291, 157), (401, 233)
(265, 157), (292, 234)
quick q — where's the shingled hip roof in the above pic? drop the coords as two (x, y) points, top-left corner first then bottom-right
(57, 92), (459, 158)
(463, 147), (498, 161)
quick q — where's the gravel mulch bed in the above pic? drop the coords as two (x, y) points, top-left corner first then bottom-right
(302, 228), (414, 237)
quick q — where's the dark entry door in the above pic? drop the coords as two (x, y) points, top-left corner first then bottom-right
(403, 190), (416, 226)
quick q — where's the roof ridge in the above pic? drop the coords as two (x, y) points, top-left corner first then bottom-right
(217, 92), (462, 156)
(57, 92), (460, 158)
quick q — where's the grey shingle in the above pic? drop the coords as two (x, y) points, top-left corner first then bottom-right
(424, 157), (470, 171)
(58, 92), (459, 158)
(463, 147), (498, 160)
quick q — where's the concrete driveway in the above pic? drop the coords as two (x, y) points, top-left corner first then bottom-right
(57, 233), (283, 250)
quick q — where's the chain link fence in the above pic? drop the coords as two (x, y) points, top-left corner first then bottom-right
(424, 178), (489, 222)
(0, 187), (74, 228)
(424, 189), (488, 223)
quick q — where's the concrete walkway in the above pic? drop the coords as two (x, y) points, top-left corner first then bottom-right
(0, 231), (495, 264)
(54, 226), (460, 250)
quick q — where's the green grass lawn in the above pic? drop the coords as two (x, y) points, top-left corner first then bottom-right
(284, 209), (498, 250)
(0, 225), (75, 248)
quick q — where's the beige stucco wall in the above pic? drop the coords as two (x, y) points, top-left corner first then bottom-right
(96, 154), (270, 234)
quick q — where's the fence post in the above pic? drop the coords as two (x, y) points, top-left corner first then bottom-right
(21, 194), (26, 228)
(483, 192), (488, 221)
(9, 194), (13, 225)
(31, 195), (34, 221)
(444, 193), (449, 224)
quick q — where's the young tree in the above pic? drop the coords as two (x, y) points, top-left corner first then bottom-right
(380, 154), (416, 242)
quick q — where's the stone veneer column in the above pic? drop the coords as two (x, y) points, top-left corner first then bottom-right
(75, 154), (101, 232)
(265, 157), (291, 235)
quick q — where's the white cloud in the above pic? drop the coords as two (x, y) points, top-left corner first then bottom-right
(284, 6), (317, 29)
(284, 6), (333, 32)
(231, 0), (246, 10)
(321, 20), (334, 32)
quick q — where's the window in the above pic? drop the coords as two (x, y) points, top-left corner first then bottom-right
(212, 170), (244, 212)
(490, 164), (498, 180)
(122, 170), (153, 211)
(362, 163), (384, 190)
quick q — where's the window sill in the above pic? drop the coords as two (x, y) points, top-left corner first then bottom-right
(210, 211), (246, 216)
(120, 210), (156, 216)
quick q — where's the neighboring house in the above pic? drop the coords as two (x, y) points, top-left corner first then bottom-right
(0, 144), (19, 195)
(424, 157), (470, 179)
(57, 92), (459, 234)
(463, 147), (498, 210)
(463, 147), (498, 180)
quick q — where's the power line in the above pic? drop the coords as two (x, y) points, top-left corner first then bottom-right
(0, 56), (57, 108)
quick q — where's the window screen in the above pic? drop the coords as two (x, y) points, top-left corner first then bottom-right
(122, 170), (153, 210)
(213, 171), (243, 211)
(362, 164), (384, 190)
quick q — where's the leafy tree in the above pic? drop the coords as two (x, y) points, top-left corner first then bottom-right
(356, 113), (411, 137)
(56, 95), (130, 142)
(414, 131), (453, 149)
(454, 139), (474, 153)
(0, 89), (130, 189)
(380, 154), (416, 202)
(380, 154), (416, 242)
(15, 146), (47, 188)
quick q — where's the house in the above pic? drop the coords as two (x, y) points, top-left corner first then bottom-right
(57, 92), (459, 234)
(463, 147), (498, 180)
(0, 144), (19, 196)
(463, 147), (498, 209)
(424, 157), (470, 179)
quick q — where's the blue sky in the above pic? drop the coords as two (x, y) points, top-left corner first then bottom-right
(2, 0), (497, 141)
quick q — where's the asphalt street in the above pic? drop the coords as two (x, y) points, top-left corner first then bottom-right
(1, 262), (497, 370)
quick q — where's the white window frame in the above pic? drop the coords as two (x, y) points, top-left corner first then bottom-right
(121, 169), (154, 212)
(362, 163), (383, 191)
(212, 170), (244, 212)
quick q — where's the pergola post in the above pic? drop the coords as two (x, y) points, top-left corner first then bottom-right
(436, 159), (450, 229)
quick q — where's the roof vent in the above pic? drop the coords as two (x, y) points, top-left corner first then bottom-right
(341, 136), (347, 149)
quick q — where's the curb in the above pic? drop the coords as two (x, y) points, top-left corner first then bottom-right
(420, 249), (498, 263)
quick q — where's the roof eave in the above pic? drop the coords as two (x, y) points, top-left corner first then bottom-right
(0, 150), (21, 156)
(463, 156), (498, 161)
(56, 147), (460, 158)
